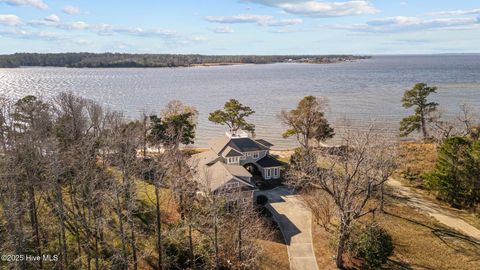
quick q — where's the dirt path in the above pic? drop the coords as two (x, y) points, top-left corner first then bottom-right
(387, 177), (480, 242)
(257, 187), (319, 270)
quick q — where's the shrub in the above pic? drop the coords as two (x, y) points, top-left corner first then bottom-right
(352, 223), (394, 269)
(425, 137), (480, 209)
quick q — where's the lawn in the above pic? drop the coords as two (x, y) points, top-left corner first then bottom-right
(397, 141), (437, 187)
(311, 190), (480, 270)
(257, 228), (290, 270)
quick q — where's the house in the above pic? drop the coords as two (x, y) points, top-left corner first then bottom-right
(189, 131), (284, 202)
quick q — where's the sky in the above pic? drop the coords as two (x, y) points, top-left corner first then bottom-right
(0, 0), (479, 55)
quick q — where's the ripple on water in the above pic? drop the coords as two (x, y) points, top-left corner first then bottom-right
(1, 55), (480, 149)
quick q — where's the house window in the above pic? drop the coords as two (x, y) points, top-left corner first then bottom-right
(240, 154), (246, 160)
(227, 157), (239, 164)
(274, 167), (279, 177)
(265, 168), (271, 178)
(225, 182), (240, 189)
(246, 152), (252, 157)
(253, 151), (259, 159)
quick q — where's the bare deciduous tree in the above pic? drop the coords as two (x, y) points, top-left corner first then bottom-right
(287, 125), (397, 268)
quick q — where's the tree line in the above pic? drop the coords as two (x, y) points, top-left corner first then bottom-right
(0, 53), (368, 68)
(0, 93), (272, 270)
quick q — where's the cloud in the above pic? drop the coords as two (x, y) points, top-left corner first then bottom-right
(44, 14), (60, 23)
(205, 14), (302, 26)
(0, 14), (21, 26)
(330, 16), (480, 32)
(425, 8), (480, 17)
(0, 0), (47, 10)
(0, 28), (59, 41)
(62, 5), (81, 15)
(58, 21), (89, 30)
(212, 26), (234, 33)
(244, 0), (378, 17)
(269, 28), (304, 33)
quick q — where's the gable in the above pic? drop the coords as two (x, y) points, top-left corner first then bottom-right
(223, 147), (243, 157)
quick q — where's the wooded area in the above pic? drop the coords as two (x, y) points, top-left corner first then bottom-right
(0, 53), (368, 68)
(0, 93), (272, 269)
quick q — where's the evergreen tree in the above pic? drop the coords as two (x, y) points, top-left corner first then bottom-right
(400, 83), (438, 138)
(208, 99), (255, 135)
(425, 136), (479, 208)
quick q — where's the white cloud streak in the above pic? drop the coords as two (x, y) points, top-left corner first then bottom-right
(0, 0), (48, 10)
(330, 16), (480, 32)
(0, 28), (59, 40)
(245, 0), (378, 17)
(44, 14), (60, 23)
(62, 5), (81, 15)
(425, 8), (480, 17)
(205, 14), (302, 26)
(0, 14), (21, 26)
(212, 26), (234, 33)
(22, 18), (206, 45)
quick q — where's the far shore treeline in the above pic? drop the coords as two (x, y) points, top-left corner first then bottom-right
(0, 53), (369, 68)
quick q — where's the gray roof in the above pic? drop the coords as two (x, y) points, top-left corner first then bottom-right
(200, 161), (253, 191)
(189, 150), (220, 168)
(255, 139), (274, 148)
(208, 135), (269, 155)
(223, 164), (252, 180)
(223, 147), (244, 157)
(228, 137), (269, 152)
(256, 155), (284, 168)
(208, 136), (231, 154)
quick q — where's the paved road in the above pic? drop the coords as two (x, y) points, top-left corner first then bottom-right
(257, 187), (319, 270)
(387, 177), (480, 242)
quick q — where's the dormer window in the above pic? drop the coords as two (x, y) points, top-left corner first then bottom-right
(227, 157), (239, 164)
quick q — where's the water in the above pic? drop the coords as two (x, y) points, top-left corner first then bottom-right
(1, 55), (479, 149)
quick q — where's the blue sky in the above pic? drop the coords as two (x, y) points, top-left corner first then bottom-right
(0, 0), (479, 54)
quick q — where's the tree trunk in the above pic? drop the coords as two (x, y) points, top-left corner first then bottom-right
(114, 187), (128, 270)
(55, 177), (68, 270)
(189, 224), (194, 267)
(28, 186), (43, 269)
(238, 227), (242, 267)
(130, 227), (138, 270)
(421, 111), (428, 139)
(380, 183), (385, 213)
(155, 186), (163, 270)
(13, 184), (27, 270)
(94, 216), (100, 270)
(335, 222), (349, 269)
(214, 211), (219, 270)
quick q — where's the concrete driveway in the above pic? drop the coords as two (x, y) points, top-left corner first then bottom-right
(256, 187), (319, 270)
(387, 177), (480, 242)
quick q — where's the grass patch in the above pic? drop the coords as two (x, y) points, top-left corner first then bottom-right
(311, 192), (480, 270)
(257, 228), (290, 270)
(397, 142), (437, 187)
(312, 224), (337, 269)
(378, 194), (480, 270)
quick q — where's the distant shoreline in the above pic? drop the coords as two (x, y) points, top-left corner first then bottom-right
(0, 53), (370, 68)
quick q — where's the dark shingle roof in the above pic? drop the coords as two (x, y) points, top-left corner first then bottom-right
(227, 138), (269, 153)
(256, 155), (283, 168)
(208, 136), (269, 155)
(255, 139), (274, 148)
